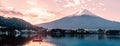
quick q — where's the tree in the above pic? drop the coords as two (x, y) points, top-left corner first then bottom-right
(98, 29), (104, 34)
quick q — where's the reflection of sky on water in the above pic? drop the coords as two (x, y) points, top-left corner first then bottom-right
(0, 33), (120, 46)
(24, 34), (56, 46)
(46, 34), (120, 46)
(24, 40), (55, 46)
(0, 33), (56, 46)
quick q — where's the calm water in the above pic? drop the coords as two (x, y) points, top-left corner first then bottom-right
(0, 33), (120, 46)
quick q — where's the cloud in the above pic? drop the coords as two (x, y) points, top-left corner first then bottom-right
(87, 0), (92, 1)
(26, 0), (37, 6)
(0, 8), (23, 16)
(73, 0), (80, 5)
(0, 0), (2, 5)
(25, 7), (56, 18)
(63, 0), (80, 7)
(99, 3), (104, 6)
(0, 4), (63, 24)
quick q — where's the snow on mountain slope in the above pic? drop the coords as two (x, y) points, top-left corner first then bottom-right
(38, 9), (120, 29)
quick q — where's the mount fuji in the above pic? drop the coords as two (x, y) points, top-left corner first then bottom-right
(37, 9), (120, 29)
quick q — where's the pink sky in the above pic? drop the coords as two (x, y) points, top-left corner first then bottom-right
(0, 0), (120, 24)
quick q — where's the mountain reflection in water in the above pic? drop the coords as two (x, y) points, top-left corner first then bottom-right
(0, 33), (120, 46)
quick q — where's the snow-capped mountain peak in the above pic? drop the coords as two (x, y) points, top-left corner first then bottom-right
(75, 9), (96, 17)
(81, 9), (94, 15)
(37, 9), (120, 29)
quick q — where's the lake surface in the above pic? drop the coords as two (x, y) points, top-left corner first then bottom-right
(0, 33), (120, 46)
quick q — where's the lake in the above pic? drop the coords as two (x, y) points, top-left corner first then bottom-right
(0, 33), (120, 46)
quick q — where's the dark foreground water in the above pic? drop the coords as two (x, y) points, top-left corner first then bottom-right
(0, 33), (120, 46)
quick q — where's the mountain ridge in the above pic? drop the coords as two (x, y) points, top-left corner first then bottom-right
(0, 16), (43, 31)
(38, 9), (120, 29)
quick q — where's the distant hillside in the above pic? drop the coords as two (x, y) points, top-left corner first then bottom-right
(0, 16), (40, 30)
(38, 9), (120, 29)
